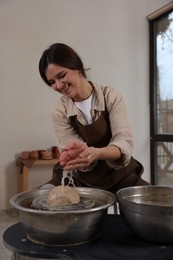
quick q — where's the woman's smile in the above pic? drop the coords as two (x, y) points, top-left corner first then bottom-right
(61, 83), (73, 96)
(61, 83), (70, 93)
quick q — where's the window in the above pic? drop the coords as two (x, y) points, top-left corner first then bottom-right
(148, 2), (173, 185)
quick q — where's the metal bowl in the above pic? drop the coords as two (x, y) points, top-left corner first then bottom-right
(10, 187), (116, 246)
(117, 185), (173, 244)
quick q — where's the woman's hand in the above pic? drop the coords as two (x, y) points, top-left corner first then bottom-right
(59, 140), (97, 171)
(59, 140), (122, 171)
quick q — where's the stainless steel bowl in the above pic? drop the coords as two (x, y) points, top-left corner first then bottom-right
(117, 185), (173, 244)
(10, 187), (116, 246)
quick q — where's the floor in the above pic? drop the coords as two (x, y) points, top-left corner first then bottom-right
(0, 208), (19, 260)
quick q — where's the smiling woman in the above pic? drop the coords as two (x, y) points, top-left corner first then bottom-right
(38, 43), (149, 193)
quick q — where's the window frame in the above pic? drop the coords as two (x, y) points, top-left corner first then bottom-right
(148, 3), (173, 184)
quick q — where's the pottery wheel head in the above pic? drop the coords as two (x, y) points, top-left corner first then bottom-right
(32, 193), (95, 211)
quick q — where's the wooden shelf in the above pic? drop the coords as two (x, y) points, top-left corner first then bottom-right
(32, 158), (59, 166)
(16, 158), (59, 192)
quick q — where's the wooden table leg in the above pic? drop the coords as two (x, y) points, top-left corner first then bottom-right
(17, 166), (22, 193)
(16, 157), (59, 192)
(17, 165), (28, 192)
(22, 165), (29, 192)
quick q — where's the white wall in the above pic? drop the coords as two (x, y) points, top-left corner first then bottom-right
(0, 0), (171, 208)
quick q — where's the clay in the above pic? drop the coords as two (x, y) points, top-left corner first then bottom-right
(47, 185), (80, 205)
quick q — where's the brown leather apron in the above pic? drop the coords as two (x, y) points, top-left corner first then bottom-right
(49, 110), (149, 192)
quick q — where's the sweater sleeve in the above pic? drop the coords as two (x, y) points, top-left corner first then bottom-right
(103, 86), (133, 169)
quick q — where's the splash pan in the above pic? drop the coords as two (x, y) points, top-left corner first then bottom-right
(10, 188), (116, 246)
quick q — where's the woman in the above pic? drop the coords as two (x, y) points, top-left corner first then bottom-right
(39, 43), (149, 192)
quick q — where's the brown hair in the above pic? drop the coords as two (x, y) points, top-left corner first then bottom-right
(39, 43), (87, 86)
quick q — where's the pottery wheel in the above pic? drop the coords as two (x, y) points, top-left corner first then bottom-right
(32, 193), (95, 211)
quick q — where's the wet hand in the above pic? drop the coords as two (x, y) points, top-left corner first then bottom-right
(59, 141), (97, 171)
(59, 140), (87, 167)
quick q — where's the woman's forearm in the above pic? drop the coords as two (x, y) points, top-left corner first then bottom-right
(92, 145), (122, 162)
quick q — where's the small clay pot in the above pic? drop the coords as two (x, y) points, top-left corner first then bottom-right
(21, 151), (30, 160)
(30, 151), (39, 160)
(38, 150), (46, 159)
(41, 150), (52, 159)
(55, 147), (61, 158)
(52, 146), (60, 158)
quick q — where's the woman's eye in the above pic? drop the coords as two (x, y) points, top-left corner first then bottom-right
(57, 72), (67, 80)
(47, 72), (67, 86)
(48, 81), (55, 86)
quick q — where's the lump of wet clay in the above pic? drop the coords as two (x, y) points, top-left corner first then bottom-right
(47, 185), (80, 206)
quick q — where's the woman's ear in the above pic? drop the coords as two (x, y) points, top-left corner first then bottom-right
(78, 70), (82, 77)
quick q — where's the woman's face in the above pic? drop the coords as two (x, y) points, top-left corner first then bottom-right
(45, 63), (82, 100)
